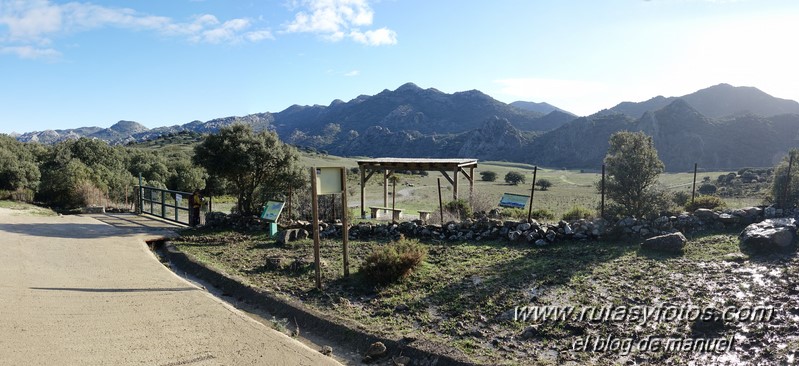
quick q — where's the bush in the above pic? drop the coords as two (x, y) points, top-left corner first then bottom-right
(360, 239), (427, 285)
(499, 207), (554, 221)
(444, 199), (472, 220)
(562, 206), (594, 221)
(480, 171), (497, 182)
(535, 178), (553, 191)
(685, 195), (726, 211)
(530, 208), (555, 220)
(504, 171), (526, 185)
(698, 183), (717, 195)
(672, 191), (691, 206)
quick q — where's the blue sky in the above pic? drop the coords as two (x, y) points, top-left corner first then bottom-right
(1, 0), (798, 134)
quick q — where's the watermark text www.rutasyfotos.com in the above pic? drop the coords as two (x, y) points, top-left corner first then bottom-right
(511, 304), (774, 355)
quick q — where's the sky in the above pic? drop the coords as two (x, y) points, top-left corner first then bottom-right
(1, 0), (798, 134)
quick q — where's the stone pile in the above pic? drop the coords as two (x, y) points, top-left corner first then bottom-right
(204, 205), (799, 252)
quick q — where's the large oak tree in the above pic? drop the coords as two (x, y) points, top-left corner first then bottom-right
(193, 124), (304, 215)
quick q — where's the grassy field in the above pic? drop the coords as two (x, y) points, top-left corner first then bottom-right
(173, 228), (798, 365)
(290, 152), (766, 221)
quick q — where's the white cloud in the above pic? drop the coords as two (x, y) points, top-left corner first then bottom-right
(344, 70), (359, 76)
(0, 45), (60, 59)
(349, 27), (396, 46)
(284, 0), (396, 45)
(0, 0), (273, 58)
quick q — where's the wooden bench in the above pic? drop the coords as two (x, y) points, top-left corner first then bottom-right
(369, 206), (403, 221)
(417, 210), (432, 222)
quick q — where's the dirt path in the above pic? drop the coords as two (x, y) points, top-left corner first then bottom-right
(0, 208), (340, 365)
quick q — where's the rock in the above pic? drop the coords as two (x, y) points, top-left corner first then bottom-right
(717, 213), (739, 225)
(739, 218), (797, 251)
(363, 341), (387, 362)
(723, 253), (748, 263)
(694, 208), (719, 221)
(641, 232), (687, 253)
(320, 345), (333, 356)
(392, 355), (411, 366)
(534, 239), (547, 246)
(508, 230), (522, 241)
(520, 325), (539, 340)
(517, 222), (531, 231)
(275, 230), (292, 246)
(743, 206), (763, 217)
(765, 205), (777, 218)
(265, 256), (285, 270)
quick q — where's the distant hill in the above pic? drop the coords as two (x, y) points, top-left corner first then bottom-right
(523, 99), (799, 171)
(10, 82), (799, 171)
(510, 101), (574, 116)
(602, 83), (799, 119)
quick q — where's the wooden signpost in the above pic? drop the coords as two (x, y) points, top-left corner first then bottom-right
(310, 167), (350, 289)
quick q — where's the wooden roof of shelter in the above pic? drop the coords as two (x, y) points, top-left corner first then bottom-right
(356, 158), (478, 219)
(357, 158), (478, 171)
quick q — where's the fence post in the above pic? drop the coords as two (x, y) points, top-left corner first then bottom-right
(601, 164), (605, 219)
(691, 163), (698, 204)
(527, 166), (537, 222)
(437, 178), (444, 224)
(161, 190), (166, 218)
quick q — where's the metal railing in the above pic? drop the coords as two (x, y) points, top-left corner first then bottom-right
(138, 186), (197, 226)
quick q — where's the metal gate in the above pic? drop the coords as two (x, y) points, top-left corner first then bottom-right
(138, 186), (198, 226)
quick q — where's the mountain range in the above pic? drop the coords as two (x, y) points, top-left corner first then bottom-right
(11, 83), (799, 171)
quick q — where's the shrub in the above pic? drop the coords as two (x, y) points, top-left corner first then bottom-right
(698, 183), (717, 195)
(504, 171), (526, 185)
(445, 199), (472, 220)
(685, 195), (727, 211)
(672, 191), (691, 206)
(562, 206), (594, 221)
(480, 171), (497, 182)
(530, 208), (555, 221)
(360, 239), (427, 285)
(535, 178), (553, 191)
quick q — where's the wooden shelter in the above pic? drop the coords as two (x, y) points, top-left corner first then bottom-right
(356, 158), (478, 218)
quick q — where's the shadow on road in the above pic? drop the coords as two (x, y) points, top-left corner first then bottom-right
(30, 287), (198, 293)
(0, 213), (182, 239)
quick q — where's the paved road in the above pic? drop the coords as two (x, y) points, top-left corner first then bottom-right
(0, 209), (340, 366)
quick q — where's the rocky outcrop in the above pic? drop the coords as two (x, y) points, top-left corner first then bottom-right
(641, 232), (687, 253)
(739, 218), (797, 251)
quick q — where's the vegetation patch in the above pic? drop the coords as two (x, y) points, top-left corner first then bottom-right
(172, 227), (798, 365)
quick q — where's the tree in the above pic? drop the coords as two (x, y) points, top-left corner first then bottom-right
(480, 171), (497, 182)
(600, 131), (666, 218)
(698, 183), (717, 195)
(771, 149), (799, 207)
(535, 178), (553, 191)
(504, 171), (526, 185)
(193, 124), (305, 215)
(0, 135), (40, 193)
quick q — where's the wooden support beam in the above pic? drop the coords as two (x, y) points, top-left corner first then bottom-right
(360, 166), (366, 218)
(453, 166), (459, 200)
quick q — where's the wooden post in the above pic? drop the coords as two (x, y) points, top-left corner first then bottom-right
(311, 168), (322, 289)
(392, 177), (396, 218)
(691, 163), (698, 204)
(601, 164), (606, 218)
(360, 166), (366, 219)
(783, 153), (794, 208)
(383, 170), (388, 208)
(340, 168), (349, 277)
(453, 167), (459, 200)
(437, 178), (444, 224)
(527, 166), (537, 222)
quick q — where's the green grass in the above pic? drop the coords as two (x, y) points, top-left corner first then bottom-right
(294, 154), (766, 220)
(173, 227), (797, 365)
(0, 200), (56, 216)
